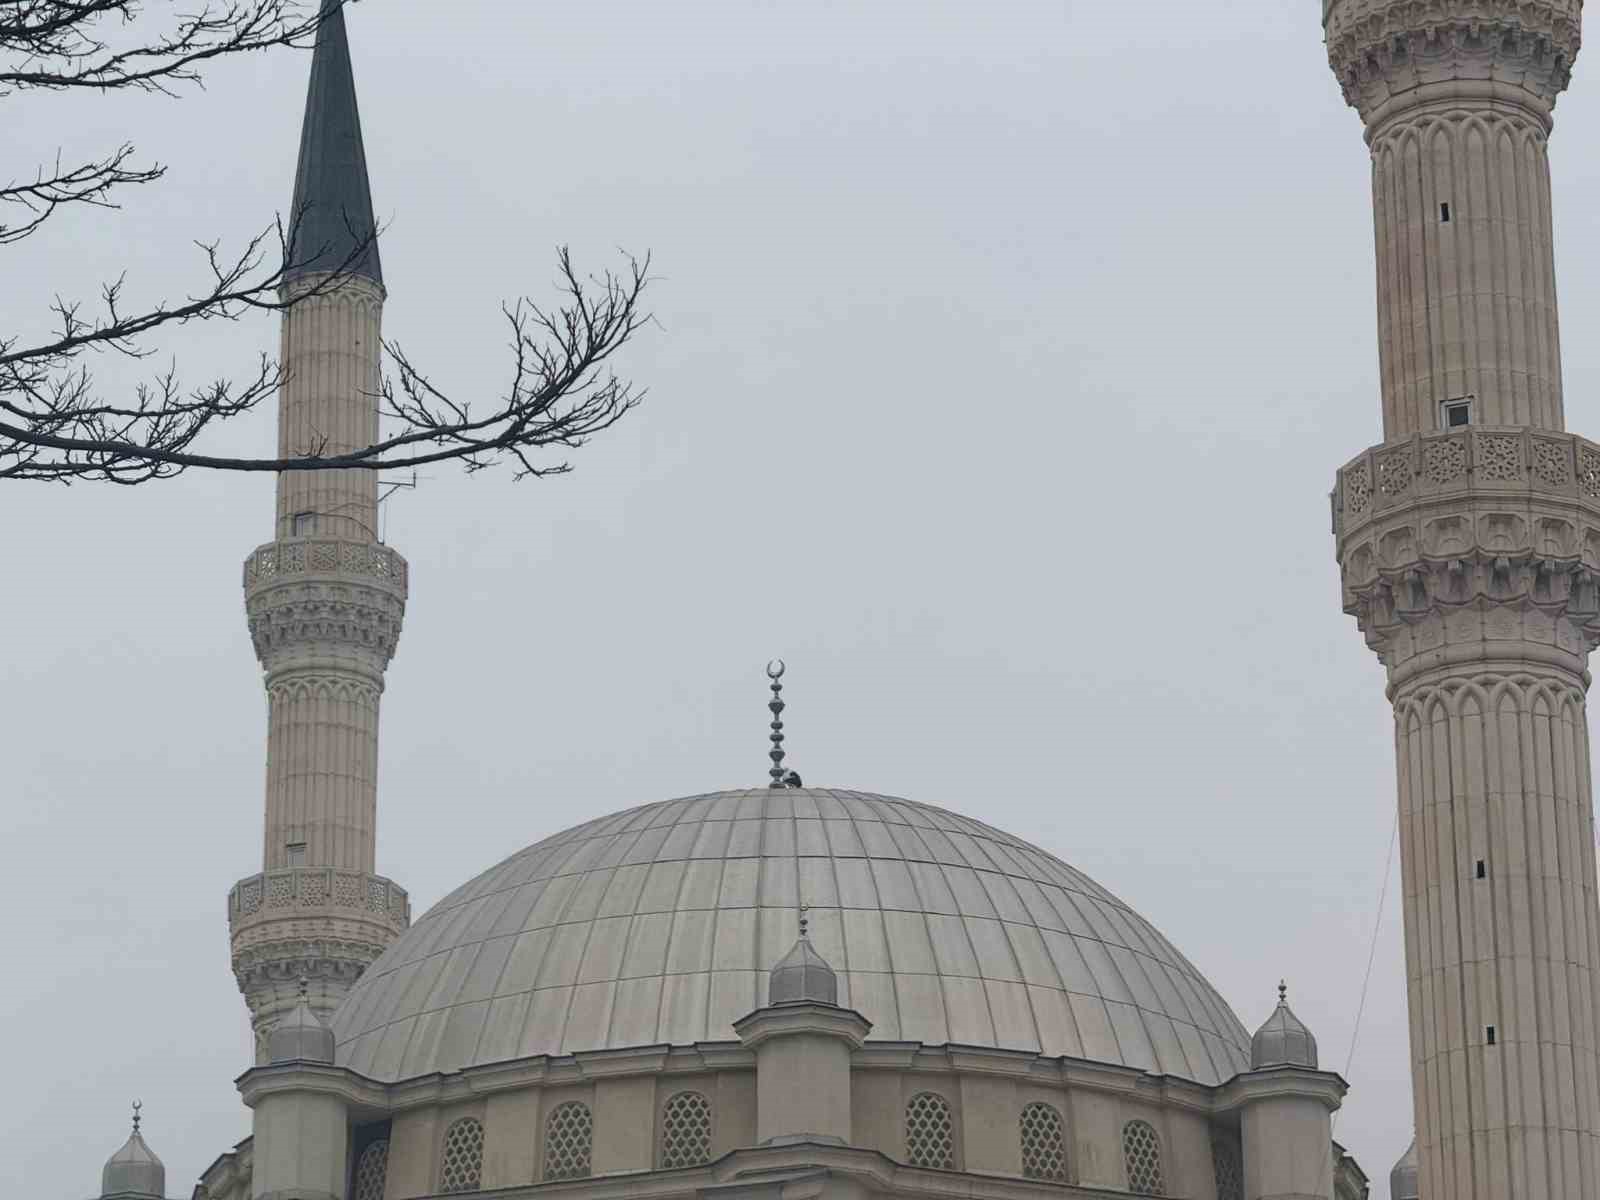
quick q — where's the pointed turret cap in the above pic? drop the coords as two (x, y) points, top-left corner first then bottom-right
(101, 1104), (165, 1199)
(1390, 1137), (1419, 1200)
(769, 920), (839, 1007)
(285, 0), (382, 285)
(267, 979), (336, 1064)
(1250, 982), (1319, 1070)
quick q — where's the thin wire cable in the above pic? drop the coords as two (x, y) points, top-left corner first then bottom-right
(1326, 804), (1400, 1162)
(1344, 808), (1400, 1082)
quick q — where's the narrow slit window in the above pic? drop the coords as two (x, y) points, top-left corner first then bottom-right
(286, 842), (307, 868)
(1441, 202), (1452, 223)
(1442, 398), (1473, 429)
(1486, 1025), (1497, 1046)
(1476, 860), (1487, 879)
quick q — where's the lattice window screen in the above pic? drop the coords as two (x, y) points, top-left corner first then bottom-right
(659, 1091), (713, 1168)
(1020, 1102), (1067, 1181)
(439, 1118), (484, 1194)
(1123, 1120), (1165, 1196)
(1211, 1131), (1243, 1200)
(352, 1139), (388, 1200)
(905, 1092), (955, 1169)
(544, 1101), (594, 1181)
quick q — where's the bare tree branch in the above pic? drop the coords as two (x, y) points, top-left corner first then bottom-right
(1, 0), (651, 485)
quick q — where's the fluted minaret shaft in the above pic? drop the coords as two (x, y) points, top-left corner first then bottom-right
(1327, 4), (1600, 1198)
(261, 277), (387, 873)
(1328, 0), (1578, 438)
(227, 1), (408, 1063)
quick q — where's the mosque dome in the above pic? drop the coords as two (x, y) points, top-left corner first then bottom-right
(330, 788), (1250, 1085)
(769, 933), (840, 1006)
(267, 981), (336, 1065)
(1390, 1136), (1419, 1200)
(1250, 983), (1319, 1070)
(100, 1114), (165, 1199)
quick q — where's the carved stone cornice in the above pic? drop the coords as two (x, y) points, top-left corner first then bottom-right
(229, 867), (409, 940)
(1334, 427), (1600, 677)
(242, 537), (408, 676)
(1324, 0), (1582, 123)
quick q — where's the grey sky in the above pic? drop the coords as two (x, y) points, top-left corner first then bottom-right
(11, 3), (1600, 1197)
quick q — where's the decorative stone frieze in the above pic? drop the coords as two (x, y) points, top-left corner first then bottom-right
(243, 537), (408, 677)
(1324, 0), (1582, 121)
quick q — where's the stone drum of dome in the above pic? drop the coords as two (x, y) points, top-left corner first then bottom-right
(331, 789), (1250, 1084)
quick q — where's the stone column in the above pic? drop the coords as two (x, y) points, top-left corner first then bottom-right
(1326, 4), (1600, 1197)
(1229, 1070), (1345, 1200)
(229, 272), (410, 1060)
(734, 1002), (871, 1146)
(243, 1067), (351, 1200)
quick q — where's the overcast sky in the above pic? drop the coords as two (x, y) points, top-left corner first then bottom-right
(13, 3), (1600, 1198)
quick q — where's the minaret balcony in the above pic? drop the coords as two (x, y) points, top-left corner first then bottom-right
(242, 536), (409, 677)
(1333, 426), (1600, 671)
(228, 867), (409, 985)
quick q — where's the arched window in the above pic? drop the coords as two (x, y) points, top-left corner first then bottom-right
(439, 1118), (484, 1194)
(905, 1091), (955, 1170)
(544, 1101), (594, 1181)
(1020, 1102), (1067, 1182)
(659, 1090), (713, 1168)
(352, 1139), (388, 1200)
(1122, 1120), (1165, 1197)
(1211, 1131), (1243, 1200)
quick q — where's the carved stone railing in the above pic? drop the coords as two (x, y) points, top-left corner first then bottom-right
(229, 866), (409, 927)
(242, 537), (408, 675)
(1334, 426), (1600, 538)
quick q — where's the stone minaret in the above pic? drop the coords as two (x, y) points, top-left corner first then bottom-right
(1324, 3), (1598, 1197)
(227, 1), (409, 1061)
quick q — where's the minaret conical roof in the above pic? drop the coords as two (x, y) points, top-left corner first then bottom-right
(285, 0), (382, 285)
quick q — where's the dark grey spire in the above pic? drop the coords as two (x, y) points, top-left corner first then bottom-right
(285, 1), (382, 285)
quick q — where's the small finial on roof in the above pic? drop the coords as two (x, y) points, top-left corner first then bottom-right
(299, 975), (311, 1002)
(1279, 979), (1288, 1004)
(766, 660), (787, 787)
(131, 1099), (142, 1134)
(799, 903), (810, 940)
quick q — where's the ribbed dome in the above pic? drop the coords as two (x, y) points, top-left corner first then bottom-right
(1250, 984), (1319, 1070)
(101, 1125), (165, 1199)
(331, 789), (1250, 1084)
(1390, 1137), (1419, 1200)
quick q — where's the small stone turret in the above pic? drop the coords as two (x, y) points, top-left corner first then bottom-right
(1250, 982), (1318, 1070)
(101, 1104), (165, 1199)
(1230, 983), (1344, 1200)
(1391, 1137), (1419, 1200)
(735, 923), (870, 1146)
(267, 978), (336, 1065)
(769, 931), (838, 1006)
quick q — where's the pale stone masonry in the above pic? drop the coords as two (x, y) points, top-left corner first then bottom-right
(1327, 1), (1600, 1196)
(226, 3), (410, 1063)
